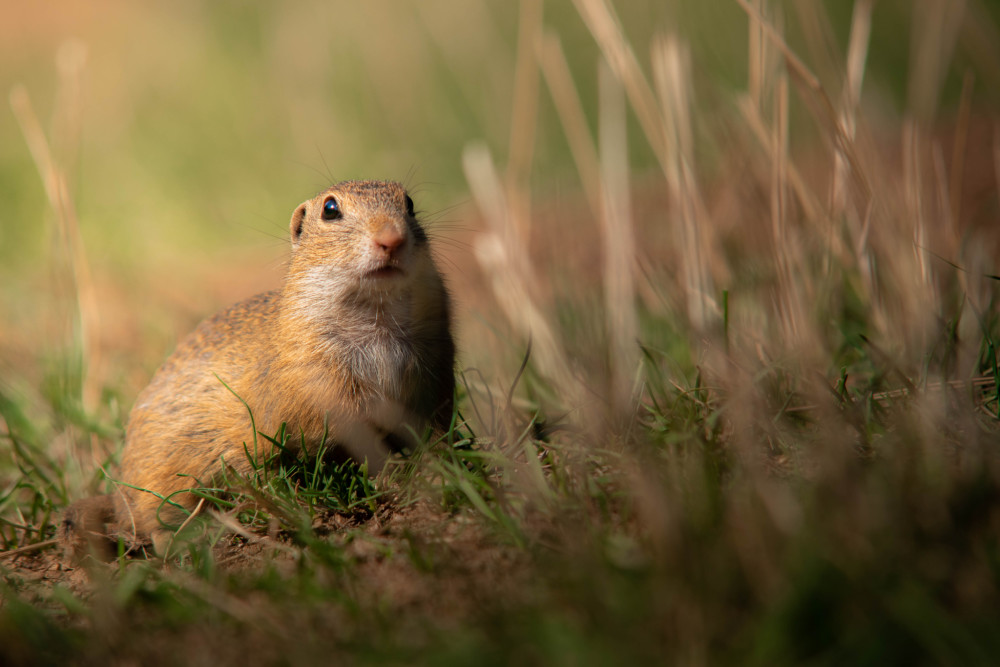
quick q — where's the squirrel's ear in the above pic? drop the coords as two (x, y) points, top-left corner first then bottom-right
(290, 203), (307, 248)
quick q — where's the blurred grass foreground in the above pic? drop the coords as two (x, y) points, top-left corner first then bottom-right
(3, 0), (1000, 664)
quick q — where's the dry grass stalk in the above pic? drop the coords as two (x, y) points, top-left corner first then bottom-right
(652, 36), (716, 330)
(463, 144), (581, 413)
(748, 0), (764, 108)
(537, 32), (602, 214)
(737, 0), (900, 350)
(949, 72), (976, 227)
(162, 498), (207, 560)
(743, 4), (814, 351)
(209, 510), (298, 557)
(537, 33), (640, 409)
(597, 61), (638, 412)
(876, 118), (942, 356)
(737, 0), (872, 217)
(52, 41), (87, 193)
(791, 0), (843, 92)
(961, 0), (1000, 90)
(907, 0), (967, 120)
(571, 0), (666, 162)
(505, 0), (543, 246)
(931, 141), (956, 261)
(736, 95), (824, 226)
(731, 0), (988, 379)
(902, 120), (933, 291)
(770, 73), (806, 348)
(842, 0), (872, 128)
(832, 0), (872, 222)
(736, 0), (819, 93)
(506, 0), (542, 187)
(9, 44), (102, 413)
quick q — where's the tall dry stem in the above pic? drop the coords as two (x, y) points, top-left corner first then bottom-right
(9, 46), (102, 413)
(652, 36), (716, 330)
(597, 61), (638, 412)
(832, 0), (872, 222)
(908, 0), (967, 121)
(537, 32), (602, 214)
(463, 144), (581, 415)
(571, 0), (666, 165)
(505, 0), (543, 247)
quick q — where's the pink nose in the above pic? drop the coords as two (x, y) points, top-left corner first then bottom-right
(373, 228), (405, 256)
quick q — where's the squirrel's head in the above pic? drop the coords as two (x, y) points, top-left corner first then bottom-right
(285, 180), (439, 309)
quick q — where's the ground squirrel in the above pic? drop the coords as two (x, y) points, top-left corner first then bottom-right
(63, 180), (455, 556)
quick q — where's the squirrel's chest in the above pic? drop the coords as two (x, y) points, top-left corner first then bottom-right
(340, 330), (415, 402)
(283, 324), (416, 404)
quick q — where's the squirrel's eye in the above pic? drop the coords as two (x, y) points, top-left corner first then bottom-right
(404, 195), (415, 217)
(322, 198), (341, 220)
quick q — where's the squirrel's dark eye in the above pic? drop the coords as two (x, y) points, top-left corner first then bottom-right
(404, 195), (415, 217)
(322, 197), (341, 221)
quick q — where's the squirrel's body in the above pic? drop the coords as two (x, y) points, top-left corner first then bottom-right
(69, 180), (454, 550)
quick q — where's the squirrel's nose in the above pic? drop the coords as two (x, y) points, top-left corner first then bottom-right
(373, 227), (405, 256)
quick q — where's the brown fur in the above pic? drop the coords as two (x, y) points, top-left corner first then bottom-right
(66, 181), (454, 552)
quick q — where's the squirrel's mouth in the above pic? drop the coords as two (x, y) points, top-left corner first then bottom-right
(365, 265), (404, 280)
